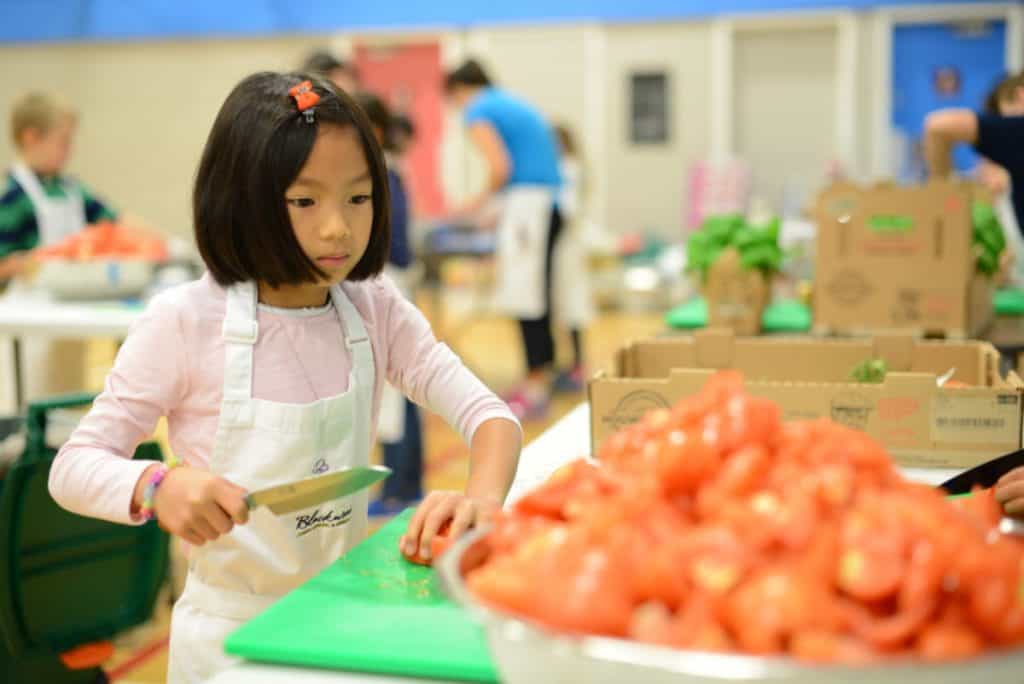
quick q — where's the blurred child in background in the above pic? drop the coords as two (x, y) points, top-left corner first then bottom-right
(550, 122), (594, 393)
(2, 92), (118, 400)
(354, 92), (426, 515)
(1, 91), (116, 280)
(302, 49), (360, 94)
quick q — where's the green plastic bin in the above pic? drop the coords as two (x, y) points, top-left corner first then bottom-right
(0, 393), (170, 684)
(664, 297), (812, 333)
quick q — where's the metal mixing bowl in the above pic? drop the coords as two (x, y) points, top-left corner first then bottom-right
(437, 528), (1024, 683)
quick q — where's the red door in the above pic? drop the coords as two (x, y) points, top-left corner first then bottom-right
(355, 42), (445, 218)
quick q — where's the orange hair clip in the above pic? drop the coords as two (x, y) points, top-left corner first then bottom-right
(289, 80), (320, 122)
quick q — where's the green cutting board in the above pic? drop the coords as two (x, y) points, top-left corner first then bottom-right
(224, 510), (498, 682)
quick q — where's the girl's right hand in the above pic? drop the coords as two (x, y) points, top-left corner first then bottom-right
(152, 466), (250, 545)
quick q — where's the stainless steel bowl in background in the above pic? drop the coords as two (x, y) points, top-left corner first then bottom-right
(437, 528), (1024, 684)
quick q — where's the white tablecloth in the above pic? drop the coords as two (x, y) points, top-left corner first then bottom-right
(0, 291), (140, 338)
(0, 289), (143, 410)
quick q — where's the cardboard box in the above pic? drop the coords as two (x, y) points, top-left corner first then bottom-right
(588, 329), (1023, 469)
(814, 181), (994, 338)
(704, 247), (768, 336)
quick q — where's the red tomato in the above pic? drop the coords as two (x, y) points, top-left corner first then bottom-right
(671, 594), (733, 652)
(467, 555), (534, 614)
(530, 531), (633, 636)
(487, 513), (553, 556)
(696, 444), (772, 518)
(656, 429), (719, 496)
(917, 623), (985, 661)
(402, 520), (451, 567)
(951, 486), (1003, 531)
(465, 371), (1024, 664)
(899, 540), (945, 612)
(791, 631), (878, 665)
(628, 602), (675, 645)
(841, 598), (936, 650)
(726, 566), (821, 654)
(514, 459), (612, 520)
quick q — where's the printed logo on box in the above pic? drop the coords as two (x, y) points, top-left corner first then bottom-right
(826, 270), (873, 306)
(830, 392), (875, 431)
(878, 396), (920, 422)
(602, 390), (671, 432)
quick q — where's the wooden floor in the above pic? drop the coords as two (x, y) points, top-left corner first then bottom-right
(94, 297), (665, 683)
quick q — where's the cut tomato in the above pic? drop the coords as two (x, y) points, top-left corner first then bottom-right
(657, 430), (719, 496)
(726, 566), (820, 654)
(402, 520), (452, 567)
(842, 598), (937, 650)
(791, 631), (878, 665)
(917, 623), (984, 661)
(837, 547), (904, 602)
(465, 371), (1024, 664)
(514, 459), (611, 520)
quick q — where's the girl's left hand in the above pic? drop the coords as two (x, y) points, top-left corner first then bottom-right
(399, 490), (501, 563)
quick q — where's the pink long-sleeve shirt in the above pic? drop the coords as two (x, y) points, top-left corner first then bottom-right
(49, 273), (518, 524)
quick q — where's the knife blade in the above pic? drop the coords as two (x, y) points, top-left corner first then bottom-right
(244, 465), (391, 515)
(938, 448), (1024, 495)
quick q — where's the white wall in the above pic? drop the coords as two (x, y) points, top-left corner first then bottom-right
(603, 22), (712, 239)
(733, 26), (838, 213)
(0, 36), (339, 240)
(1, 3), (1019, 246)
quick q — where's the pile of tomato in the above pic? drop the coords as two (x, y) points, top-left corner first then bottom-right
(467, 371), (1024, 664)
(35, 221), (168, 262)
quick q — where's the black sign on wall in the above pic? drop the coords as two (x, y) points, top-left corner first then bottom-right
(630, 71), (669, 144)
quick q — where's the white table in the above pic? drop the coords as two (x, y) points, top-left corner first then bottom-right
(0, 290), (142, 409)
(0, 294), (141, 339)
(210, 402), (965, 683)
(208, 663), (461, 684)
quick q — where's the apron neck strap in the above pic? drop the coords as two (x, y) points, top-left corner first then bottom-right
(330, 284), (374, 388)
(220, 281), (375, 401)
(222, 282), (259, 400)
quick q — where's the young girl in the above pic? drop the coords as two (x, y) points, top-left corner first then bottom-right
(48, 72), (521, 684)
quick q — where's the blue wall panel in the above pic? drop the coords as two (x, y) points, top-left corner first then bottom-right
(0, 0), (1006, 44)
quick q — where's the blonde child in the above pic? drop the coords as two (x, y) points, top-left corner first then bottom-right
(1, 92), (115, 279)
(2, 92), (118, 402)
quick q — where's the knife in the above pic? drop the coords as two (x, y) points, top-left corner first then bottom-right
(938, 448), (1024, 495)
(244, 465), (391, 515)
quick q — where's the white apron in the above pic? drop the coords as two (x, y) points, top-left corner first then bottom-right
(552, 161), (595, 328)
(553, 228), (595, 328)
(377, 265), (415, 442)
(10, 161), (86, 247)
(7, 162), (89, 403)
(166, 281), (375, 684)
(491, 186), (557, 319)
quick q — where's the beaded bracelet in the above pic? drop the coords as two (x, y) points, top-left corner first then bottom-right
(139, 464), (171, 522)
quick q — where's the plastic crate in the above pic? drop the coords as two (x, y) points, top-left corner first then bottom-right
(0, 393), (169, 683)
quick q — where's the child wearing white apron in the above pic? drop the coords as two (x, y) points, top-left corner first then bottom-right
(49, 72), (521, 684)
